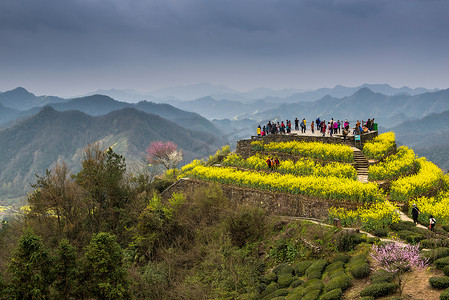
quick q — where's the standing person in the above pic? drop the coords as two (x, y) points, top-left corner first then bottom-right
(321, 120), (326, 136)
(311, 121), (315, 134)
(429, 215), (437, 232)
(302, 118), (306, 133)
(411, 204), (420, 225)
(257, 125), (261, 136)
(316, 117), (320, 130)
(274, 157), (280, 168)
(295, 118), (299, 131)
(328, 122), (332, 137)
(333, 121), (338, 135)
(266, 157), (272, 170)
(342, 127), (348, 141)
(337, 120), (341, 134)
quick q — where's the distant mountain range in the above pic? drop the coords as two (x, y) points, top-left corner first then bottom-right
(245, 87), (449, 126)
(84, 83), (437, 103)
(390, 109), (449, 171)
(0, 106), (227, 204)
(0, 89), (222, 137)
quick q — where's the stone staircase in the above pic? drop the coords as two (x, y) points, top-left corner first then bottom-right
(352, 147), (369, 183)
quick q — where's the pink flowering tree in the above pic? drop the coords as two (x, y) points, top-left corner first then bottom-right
(370, 243), (429, 296)
(146, 141), (183, 178)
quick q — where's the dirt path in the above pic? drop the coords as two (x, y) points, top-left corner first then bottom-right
(280, 216), (410, 247)
(396, 209), (428, 229)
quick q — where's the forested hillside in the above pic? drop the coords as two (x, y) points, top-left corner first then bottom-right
(0, 106), (227, 205)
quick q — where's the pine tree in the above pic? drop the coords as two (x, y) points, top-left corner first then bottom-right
(53, 238), (78, 298)
(81, 232), (130, 299)
(8, 229), (54, 299)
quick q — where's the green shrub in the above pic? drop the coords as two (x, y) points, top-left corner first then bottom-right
(326, 261), (345, 274)
(287, 286), (304, 300)
(374, 228), (388, 237)
(421, 239), (441, 249)
(320, 288), (342, 300)
(328, 269), (346, 279)
(274, 264), (294, 275)
(303, 279), (324, 293)
(278, 273), (294, 288)
(350, 254), (368, 263)
(424, 247), (449, 263)
(332, 254), (351, 264)
(290, 279), (303, 288)
(429, 276), (449, 289)
(444, 266), (449, 277)
(396, 230), (424, 244)
(360, 282), (397, 298)
(370, 269), (395, 284)
(366, 237), (380, 244)
(390, 221), (415, 231)
(301, 289), (320, 300)
(348, 254), (370, 279)
(349, 262), (370, 279)
(293, 261), (313, 277)
(440, 287), (449, 300)
(307, 271), (322, 280)
(257, 283), (267, 293)
(271, 288), (289, 297)
(305, 259), (328, 278)
(263, 272), (277, 283)
(261, 282), (279, 297)
(269, 297), (286, 300)
(359, 297), (375, 300)
(224, 205), (267, 248)
(324, 274), (352, 292)
(435, 257), (449, 270)
(335, 230), (365, 252)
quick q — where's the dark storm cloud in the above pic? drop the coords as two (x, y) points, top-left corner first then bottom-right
(0, 0), (448, 95)
(2, 0), (448, 55)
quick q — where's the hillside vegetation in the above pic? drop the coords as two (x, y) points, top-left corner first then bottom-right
(1, 133), (449, 299)
(0, 107), (227, 205)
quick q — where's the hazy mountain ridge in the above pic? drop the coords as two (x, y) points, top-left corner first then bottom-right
(242, 87), (449, 127)
(0, 90), (224, 138)
(0, 106), (227, 204)
(171, 96), (280, 120)
(391, 109), (449, 171)
(81, 83), (437, 104)
(0, 87), (68, 110)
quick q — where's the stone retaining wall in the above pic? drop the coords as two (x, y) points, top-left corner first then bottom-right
(161, 178), (362, 219)
(236, 131), (378, 159)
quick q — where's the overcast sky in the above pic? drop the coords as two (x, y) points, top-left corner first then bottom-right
(1, 0), (448, 97)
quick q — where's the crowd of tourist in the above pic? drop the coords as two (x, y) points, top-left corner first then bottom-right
(256, 117), (376, 137)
